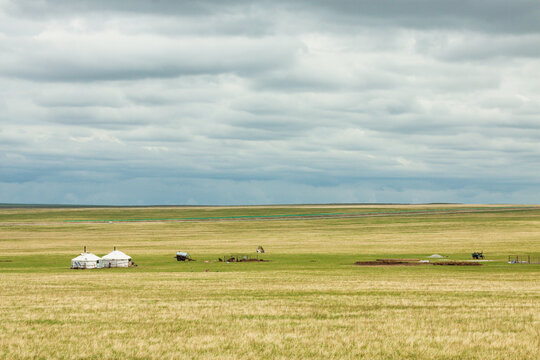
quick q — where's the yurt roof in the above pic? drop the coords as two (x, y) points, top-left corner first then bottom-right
(102, 250), (131, 260)
(72, 253), (101, 261)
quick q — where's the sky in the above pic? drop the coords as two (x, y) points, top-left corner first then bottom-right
(1, 0), (540, 205)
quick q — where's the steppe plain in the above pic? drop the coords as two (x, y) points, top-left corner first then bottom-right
(0, 204), (538, 359)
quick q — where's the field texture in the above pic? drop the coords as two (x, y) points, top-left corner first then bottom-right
(0, 205), (539, 359)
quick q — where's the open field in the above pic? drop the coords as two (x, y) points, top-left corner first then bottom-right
(0, 204), (539, 359)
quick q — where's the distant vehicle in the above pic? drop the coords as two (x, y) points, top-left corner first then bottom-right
(176, 251), (194, 261)
(472, 252), (484, 260)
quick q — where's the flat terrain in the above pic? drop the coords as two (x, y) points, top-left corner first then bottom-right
(0, 204), (539, 359)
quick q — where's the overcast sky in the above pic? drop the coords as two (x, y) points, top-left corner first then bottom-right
(1, 1), (540, 205)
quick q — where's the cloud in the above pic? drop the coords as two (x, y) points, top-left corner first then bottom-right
(0, 30), (301, 81)
(417, 32), (540, 61)
(7, 1), (540, 34)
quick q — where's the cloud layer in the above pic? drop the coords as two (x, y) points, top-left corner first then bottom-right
(1, 0), (540, 204)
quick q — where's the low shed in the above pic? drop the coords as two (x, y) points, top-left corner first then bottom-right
(176, 251), (192, 261)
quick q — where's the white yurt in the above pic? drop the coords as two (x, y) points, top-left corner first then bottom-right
(71, 252), (102, 269)
(102, 249), (132, 268)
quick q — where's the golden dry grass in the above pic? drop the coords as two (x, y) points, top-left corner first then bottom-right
(0, 271), (538, 359)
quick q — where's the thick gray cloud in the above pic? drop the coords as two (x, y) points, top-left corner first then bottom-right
(7, 1), (540, 34)
(1, 0), (540, 205)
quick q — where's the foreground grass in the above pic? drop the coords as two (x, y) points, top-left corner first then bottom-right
(0, 269), (538, 359)
(0, 205), (539, 359)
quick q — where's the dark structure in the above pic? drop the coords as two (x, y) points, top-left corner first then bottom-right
(472, 251), (484, 260)
(176, 251), (194, 261)
(219, 254), (267, 262)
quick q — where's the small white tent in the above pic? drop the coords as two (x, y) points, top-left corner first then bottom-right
(102, 250), (132, 268)
(71, 253), (102, 269)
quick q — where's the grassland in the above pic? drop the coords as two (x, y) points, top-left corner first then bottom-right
(0, 204), (539, 359)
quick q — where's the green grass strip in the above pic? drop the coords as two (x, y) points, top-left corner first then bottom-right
(63, 206), (538, 223)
